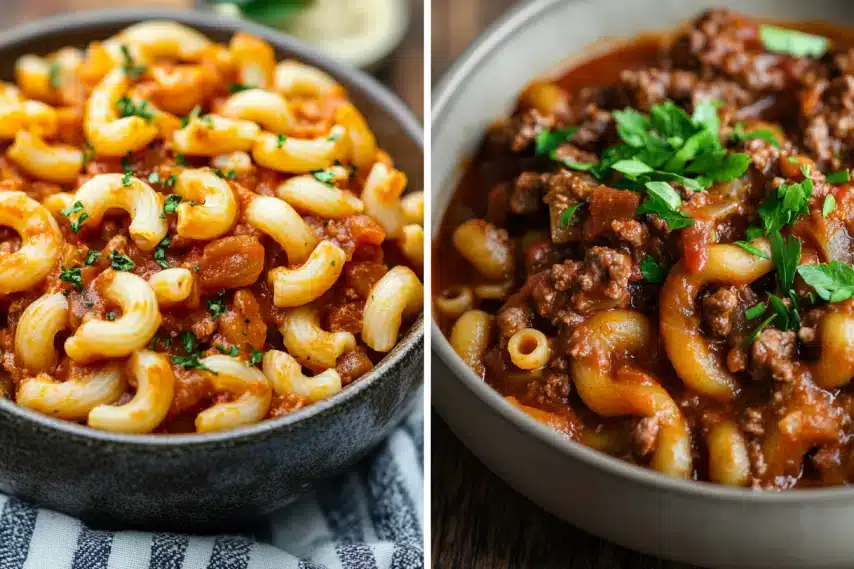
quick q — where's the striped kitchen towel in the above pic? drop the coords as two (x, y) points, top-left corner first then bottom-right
(0, 405), (423, 569)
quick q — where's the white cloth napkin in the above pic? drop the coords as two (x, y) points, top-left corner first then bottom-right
(0, 403), (423, 569)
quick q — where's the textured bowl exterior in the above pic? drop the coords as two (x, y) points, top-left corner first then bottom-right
(432, 1), (854, 568)
(0, 9), (423, 531)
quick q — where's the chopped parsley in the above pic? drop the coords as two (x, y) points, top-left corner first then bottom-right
(175, 153), (186, 166)
(207, 297), (227, 320)
(559, 203), (582, 228)
(84, 250), (100, 266)
(148, 332), (171, 351)
(636, 181), (694, 230)
(826, 169), (850, 185)
(767, 293), (799, 331)
(745, 314), (776, 346)
(745, 302), (766, 320)
(109, 250), (135, 272)
(121, 156), (134, 186)
(48, 61), (61, 90)
(534, 127), (578, 157)
(181, 105), (202, 128)
(154, 235), (171, 269)
(733, 241), (769, 260)
(172, 330), (216, 373)
(60, 201), (88, 233)
(163, 194), (182, 218)
(769, 231), (801, 293)
(247, 348), (263, 367)
(639, 255), (668, 284)
(797, 261), (854, 303)
(759, 24), (829, 58)
(730, 122), (780, 148)
(148, 172), (160, 184)
(180, 331), (197, 354)
(758, 178), (812, 235)
(120, 44), (146, 79)
(823, 194), (836, 217)
(216, 344), (239, 356)
(312, 169), (335, 186)
(276, 133), (287, 148)
(59, 265), (83, 291)
(228, 83), (254, 93)
(212, 168), (237, 180)
(106, 312), (116, 321)
(82, 300), (95, 308)
(82, 140), (95, 164)
(116, 96), (154, 120)
(164, 174), (177, 188)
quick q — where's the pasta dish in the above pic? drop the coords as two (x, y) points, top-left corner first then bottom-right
(436, 9), (854, 489)
(0, 21), (423, 434)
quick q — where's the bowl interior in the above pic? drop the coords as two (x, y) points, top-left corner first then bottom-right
(431, 0), (854, 500)
(0, 8), (423, 445)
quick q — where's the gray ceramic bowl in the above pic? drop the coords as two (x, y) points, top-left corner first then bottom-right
(0, 8), (423, 531)
(432, 1), (854, 568)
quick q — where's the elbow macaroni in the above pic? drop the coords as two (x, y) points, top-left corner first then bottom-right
(0, 21), (421, 434)
(363, 266), (424, 352)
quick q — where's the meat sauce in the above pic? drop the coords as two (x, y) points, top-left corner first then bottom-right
(436, 9), (854, 488)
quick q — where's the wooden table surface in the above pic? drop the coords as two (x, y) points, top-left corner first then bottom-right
(1, 0), (424, 120)
(431, 2), (694, 568)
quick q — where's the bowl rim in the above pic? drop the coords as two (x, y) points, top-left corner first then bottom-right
(431, 0), (854, 502)
(0, 7), (424, 446)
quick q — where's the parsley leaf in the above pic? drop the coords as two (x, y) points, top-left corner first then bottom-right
(181, 105), (202, 128)
(163, 194), (182, 217)
(759, 24), (829, 58)
(85, 250), (100, 266)
(61, 201), (88, 233)
(154, 235), (171, 269)
(247, 348), (263, 367)
(106, 312), (116, 321)
(60, 200), (83, 217)
(734, 241), (769, 259)
(823, 194), (836, 217)
(82, 140), (95, 164)
(559, 203), (582, 228)
(228, 83), (254, 93)
(109, 250), (135, 272)
(758, 179), (811, 234)
(59, 265), (83, 291)
(797, 261), (854, 303)
(637, 193), (694, 230)
(826, 169), (850, 184)
(767, 293), (797, 331)
(121, 156), (134, 187)
(276, 133), (287, 148)
(730, 122), (781, 148)
(312, 169), (335, 186)
(216, 344), (239, 356)
(640, 255), (668, 284)
(769, 231), (801, 293)
(48, 61), (61, 90)
(171, 353), (215, 373)
(535, 127), (578, 156)
(116, 96), (154, 120)
(180, 331), (197, 354)
(745, 314), (776, 346)
(207, 297), (227, 320)
(612, 158), (653, 176)
(120, 44), (146, 79)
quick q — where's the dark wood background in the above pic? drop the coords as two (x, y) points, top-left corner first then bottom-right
(431, 1), (693, 567)
(1, 0), (424, 120)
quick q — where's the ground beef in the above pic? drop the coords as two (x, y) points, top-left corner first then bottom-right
(542, 169), (601, 204)
(511, 172), (547, 215)
(800, 76), (854, 168)
(550, 246), (632, 314)
(798, 307), (829, 345)
(620, 68), (752, 112)
(526, 372), (571, 407)
(750, 328), (798, 383)
(496, 296), (534, 344)
(702, 286), (740, 338)
(505, 108), (555, 152)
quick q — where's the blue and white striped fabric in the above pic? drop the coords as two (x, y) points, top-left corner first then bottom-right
(0, 406), (423, 569)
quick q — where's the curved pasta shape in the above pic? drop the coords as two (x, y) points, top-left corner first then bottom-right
(0, 98), (58, 140)
(110, 20), (211, 62)
(813, 313), (854, 389)
(147, 268), (193, 307)
(449, 309), (493, 377)
(706, 420), (750, 487)
(281, 305), (356, 369)
(507, 328), (550, 371)
(268, 241), (346, 308)
(7, 130), (83, 183)
(262, 349), (342, 402)
(15, 48), (83, 103)
(335, 102), (377, 170)
(229, 33), (275, 89)
(43, 192), (75, 219)
(14, 292), (68, 374)
(212, 150), (253, 174)
(399, 224), (424, 266)
(570, 310), (693, 479)
(85, 69), (159, 156)
(65, 270), (162, 363)
(660, 240), (773, 401)
(173, 168), (238, 240)
(243, 195), (317, 265)
(252, 126), (345, 174)
(220, 89), (294, 133)
(72, 173), (168, 251)
(363, 266), (423, 352)
(401, 191), (424, 225)
(451, 219), (513, 281)
(88, 351), (175, 434)
(275, 174), (364, 218)
(274, 60), (339, 97)
(195, 355), (272, 433)
(436, 286), (475, 321)
(361, 162), (407, 239)
(172, 114), (260, 156)
(17, 362), (126, 421)
(0, 191), (62, 294)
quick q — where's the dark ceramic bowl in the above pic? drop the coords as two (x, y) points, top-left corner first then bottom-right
(0, 8), (423, 531)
